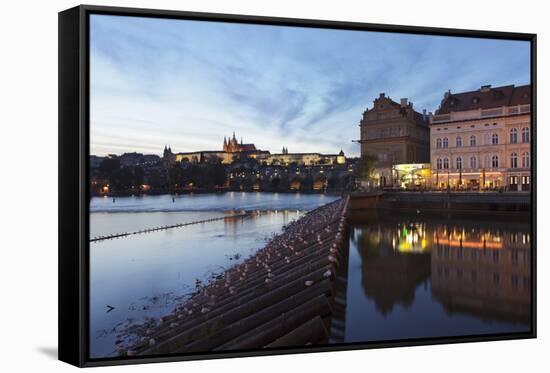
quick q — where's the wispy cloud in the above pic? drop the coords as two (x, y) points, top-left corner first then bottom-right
(90, 15), (530, 157)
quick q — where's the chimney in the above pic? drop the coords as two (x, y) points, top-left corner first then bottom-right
(480, 84), (492, 92)
(422, 109), (427, 121)
(400, 98), (408, 107)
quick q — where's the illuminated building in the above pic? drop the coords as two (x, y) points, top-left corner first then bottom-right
(392, 163), (431, 189)
(358, 93), (430, 186)
(165, 133), (346, 166)
(430, 84), (531, 191)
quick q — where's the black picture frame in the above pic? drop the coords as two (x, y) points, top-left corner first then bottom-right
(59, 4), (537, 367)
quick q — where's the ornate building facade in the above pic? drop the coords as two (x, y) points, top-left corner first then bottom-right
(430, 84), (531, 191)
(359, 93), (430, 186)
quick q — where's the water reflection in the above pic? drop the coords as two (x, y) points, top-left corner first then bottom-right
(344, 212), (531, 343)
(90, 209), (303, 358)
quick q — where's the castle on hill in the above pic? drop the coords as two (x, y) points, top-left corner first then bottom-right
(163, 132), (346, 166)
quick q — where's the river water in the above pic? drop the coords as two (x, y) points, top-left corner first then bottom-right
(89, 192), (337, 358)
(89, 193), (531, 358)
(342, 211), (531, 343)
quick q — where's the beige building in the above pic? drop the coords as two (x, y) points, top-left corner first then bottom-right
(430, 84), (531, 191)
(359, 93), (430, 186)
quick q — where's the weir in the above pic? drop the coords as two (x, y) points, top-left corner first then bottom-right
(119, 196), (351, 356)
(90, 212), (250, 242)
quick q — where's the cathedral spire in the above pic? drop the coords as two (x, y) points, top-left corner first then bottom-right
(233, 131), (236, 140)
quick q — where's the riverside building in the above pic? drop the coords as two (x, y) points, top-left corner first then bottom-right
(430, 84), (531, 191)
(358, 93), (430, 187)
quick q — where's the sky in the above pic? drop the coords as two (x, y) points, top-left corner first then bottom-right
(90, 14), (530, 157)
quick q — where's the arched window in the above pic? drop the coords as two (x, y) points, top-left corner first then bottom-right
(443, 137), (448, 148)
(456, 136), (462, 148)
(470, 156), (477, 169)
(443, 158), (449, 169)
(492, 155), (499, 168)
(522, 127), (530, 143)
(492, 133), (499, 145)
(522, 152), (530, 168)
(470, 135), (476, 146)
(436, 138), (442, 149)
(510, 128), (518, 144)
(510, 152), (518, 168)
(437, 158), (442, 169)
(456, 157), (463, 169)
(456, 136), (462, 147)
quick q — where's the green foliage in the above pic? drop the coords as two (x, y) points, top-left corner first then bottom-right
(355, 154), (378, 182)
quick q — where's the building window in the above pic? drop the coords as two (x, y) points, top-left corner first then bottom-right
(510, 128), (518, 144)
(456, 157), (462, 169)
(470, 135), (476, 146)
(522, 127), (530, 143)
(443, 137), (448, 148)
(436, 138), (442, 149)
(522, 152), (530, 168)
(443, 158), (449, 169)
(492, 155), (499, 168)
(492, 133), (499, 145)
(437, 158), (442, 169)
(456, 136), (462, 147)
(470, 156), (477, 169)
(510, 152), (518, 168)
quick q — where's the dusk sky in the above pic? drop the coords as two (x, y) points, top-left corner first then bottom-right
(90, 14), (530, 157)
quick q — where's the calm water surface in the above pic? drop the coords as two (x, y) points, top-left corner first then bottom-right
(89, 192), (337, 357)
(343, 212), (531, 343)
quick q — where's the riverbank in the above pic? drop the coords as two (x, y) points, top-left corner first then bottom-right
(115, 196), (350, 356)
(350, 191), (531, 214)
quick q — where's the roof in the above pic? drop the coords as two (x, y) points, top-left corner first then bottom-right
(366, 94), (429, 126)
(436, 84), (530, 114)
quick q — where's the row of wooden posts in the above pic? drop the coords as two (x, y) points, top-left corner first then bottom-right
(90, 212), (250, 242)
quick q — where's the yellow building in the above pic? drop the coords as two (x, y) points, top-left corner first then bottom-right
(430, 84), (531, 191)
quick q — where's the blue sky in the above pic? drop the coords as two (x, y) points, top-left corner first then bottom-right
(90, 14), (530, 157)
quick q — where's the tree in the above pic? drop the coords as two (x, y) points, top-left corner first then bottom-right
(355, 155), (378, 183)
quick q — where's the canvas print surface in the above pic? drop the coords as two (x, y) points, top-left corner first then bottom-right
(88, 14), (532, 359)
